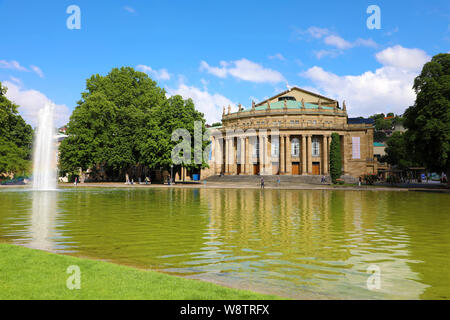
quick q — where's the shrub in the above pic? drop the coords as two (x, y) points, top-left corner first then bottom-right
(329, 133), (342, 184)
(363, 174), (378, 185)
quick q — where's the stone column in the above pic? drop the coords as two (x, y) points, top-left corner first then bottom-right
(245, 136), (250, 174)
(302, 135), (307, 175)
(307, 135), (312, 174)
(323, 135), (329, 175)
(240, 137), (245, 175)
(266, 135), (272, 175)
(231, 137), (238, 174)
(342, 134), (347, 175)
(259, 135), (265, 174)
(214, 137), (220, 175)
(280, 134), (285, 174)
(225, 138), (230, 174)
(286, 135), (292, 174)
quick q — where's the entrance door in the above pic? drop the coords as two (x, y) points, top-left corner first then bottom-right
(312, 162), (320, 175)
(237, 164), (241, 175)
(292, 162), (300, 175)
(253, 164), (260, 175)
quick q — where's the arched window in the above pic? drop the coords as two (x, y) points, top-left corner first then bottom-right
(312, 137), (320, 157)
(291, 138), (300, 157)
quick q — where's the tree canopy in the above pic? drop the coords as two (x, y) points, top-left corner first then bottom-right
(59, 67), (207, 180)
(381, 131), (418, 169)
(0, 82), (33, 176)
(403, 53), (450, 175)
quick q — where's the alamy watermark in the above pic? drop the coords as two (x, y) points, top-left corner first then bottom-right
(66, 5), (81, 30)
(366, 5), (381, 30)
(66, 265), (81, 290)
(366, 265), (381, 290)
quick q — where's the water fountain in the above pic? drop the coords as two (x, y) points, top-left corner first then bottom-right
(32, 103), (57, 190)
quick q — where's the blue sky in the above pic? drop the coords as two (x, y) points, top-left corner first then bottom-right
(0, 0), (449, 126)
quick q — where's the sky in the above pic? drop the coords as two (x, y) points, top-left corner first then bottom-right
(0, 0), (449, 126)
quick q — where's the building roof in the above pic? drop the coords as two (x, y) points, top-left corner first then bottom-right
(373, 142), (385, 147)
(255, 86), (337, 107)
(245, 100), (335, 112)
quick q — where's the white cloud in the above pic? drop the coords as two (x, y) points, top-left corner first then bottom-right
(166, 83), (235, 124)
(30, 65), (44, 78)
(0, 60), (46, 78)
(303, 26), (330, 39)
(268, 53), (286, 61)
(324, 35), (353, 49)
(2, 81), (71, 127)
(200, 58), (285, 84)
(0, 60), (27, 71)
(123, 6), (135, 13)
(375, 45), (430, 71)
(136, 64), (171, 81)
(297, 26), (378, 57)
(314, 49), (341, 59)
(300, 46), (431, 117)
(9, 76), (22, 85)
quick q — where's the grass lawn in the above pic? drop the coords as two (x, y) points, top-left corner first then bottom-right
(0, 243), (282, 300)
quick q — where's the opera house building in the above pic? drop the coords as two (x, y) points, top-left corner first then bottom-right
(204, 87), (377, 180)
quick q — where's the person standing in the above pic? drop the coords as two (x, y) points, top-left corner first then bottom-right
(260, 176), (265, 189)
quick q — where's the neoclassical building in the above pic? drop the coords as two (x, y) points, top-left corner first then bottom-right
(204, 87), (376, 179)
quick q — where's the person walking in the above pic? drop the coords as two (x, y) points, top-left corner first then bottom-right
(358, 176), (362, 187)
(260, 176), (265, 189)
(277, 175), (280, 186)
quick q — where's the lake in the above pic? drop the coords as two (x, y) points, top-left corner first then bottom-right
(0, 187), (449, 299)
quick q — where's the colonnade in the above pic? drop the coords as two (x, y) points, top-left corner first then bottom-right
(212, 133), (334, 176)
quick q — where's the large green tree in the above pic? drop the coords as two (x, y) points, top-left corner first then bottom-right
(329, 132), (342, 184)
(0, 82), (33, 176)
(382, 131), (418, 169)
(59, 67), (167, 179)
(59, 67), (208, 181)
(139, 95), (208, 172)
(403, 53), (450, 180)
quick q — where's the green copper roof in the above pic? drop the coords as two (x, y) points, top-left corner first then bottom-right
(245, 100), (335, 111)
(373, 142), (385, 147)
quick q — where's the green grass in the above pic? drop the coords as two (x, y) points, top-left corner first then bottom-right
(0, 243), (282, 300)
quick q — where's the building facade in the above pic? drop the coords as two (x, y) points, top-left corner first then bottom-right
(204, 87), (377, 179)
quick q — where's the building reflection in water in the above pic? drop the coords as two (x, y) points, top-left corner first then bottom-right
(198, 188), (427, 299)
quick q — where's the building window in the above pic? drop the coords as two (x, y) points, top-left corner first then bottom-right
(252, 137), (259, 157)
(271, 138), (279, 157)
(312, 137), (320, 157)
(291, 138), (300, 157)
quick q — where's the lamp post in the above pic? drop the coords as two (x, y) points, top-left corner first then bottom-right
(170, 164), (174, 184)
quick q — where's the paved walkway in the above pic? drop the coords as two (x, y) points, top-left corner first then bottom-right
(2, 181), (448, 193)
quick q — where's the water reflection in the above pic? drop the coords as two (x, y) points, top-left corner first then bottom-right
(0, 188), (449, 299)
(29, 191), (57, 251)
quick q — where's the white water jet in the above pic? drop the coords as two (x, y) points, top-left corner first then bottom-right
(33, 103), (57, 190)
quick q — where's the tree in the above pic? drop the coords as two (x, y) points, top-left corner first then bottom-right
(139, 95), (208, 173)
(329, 132), (342, 184)
(374, 131), (387, 142)
(59, 67), (209, 181)
(382, 132), (417, 169)
(59, 67), (167, 179)
(0, 82), (33, 176)
(404, 53), (450, 181)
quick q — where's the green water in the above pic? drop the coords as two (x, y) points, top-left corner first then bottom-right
(0, 187), (449, 299)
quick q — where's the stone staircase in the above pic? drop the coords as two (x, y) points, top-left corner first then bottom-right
(205, 174), (331, 185)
